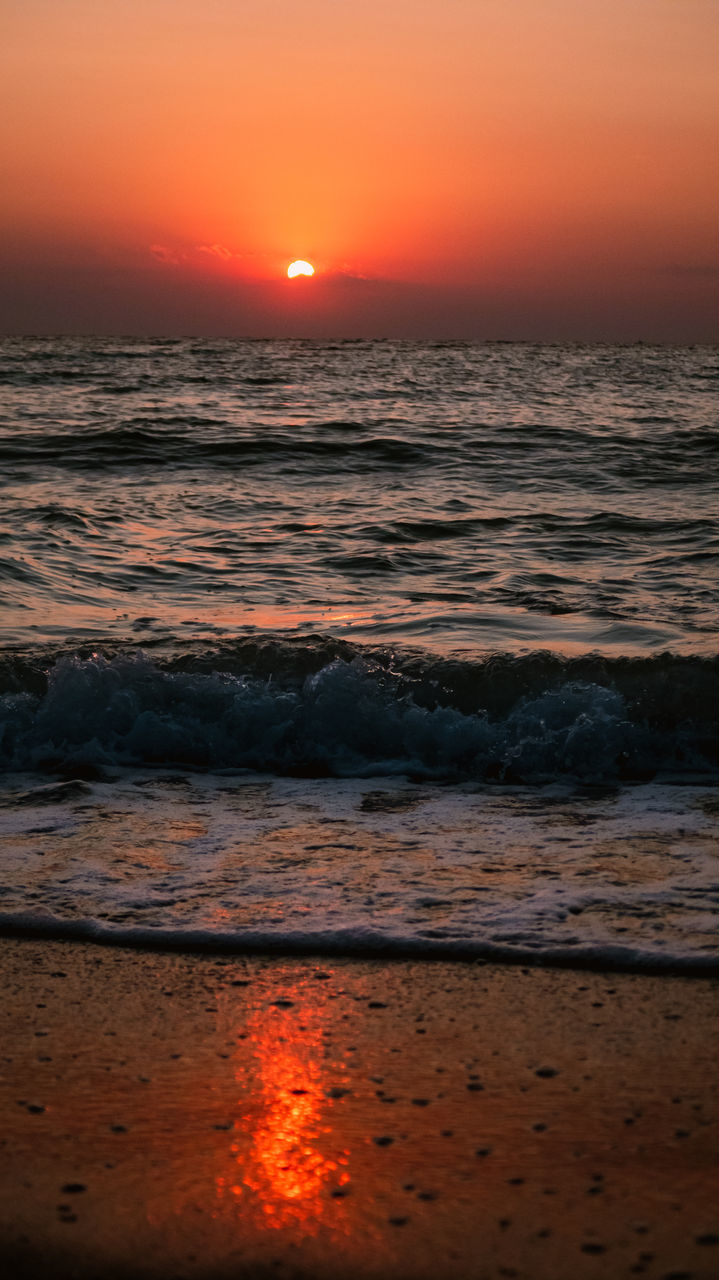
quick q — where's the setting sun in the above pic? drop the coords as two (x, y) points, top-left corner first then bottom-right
(287, 260), (315, 279)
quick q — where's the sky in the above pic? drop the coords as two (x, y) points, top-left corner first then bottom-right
(2, 0), (718, 340)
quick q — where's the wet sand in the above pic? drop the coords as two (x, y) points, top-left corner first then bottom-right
(0, 938), (717, 1279)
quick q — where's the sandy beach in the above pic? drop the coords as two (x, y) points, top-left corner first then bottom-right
(0, 938), (717, 1279)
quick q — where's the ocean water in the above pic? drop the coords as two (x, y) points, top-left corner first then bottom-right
(1, 337), (717, 970)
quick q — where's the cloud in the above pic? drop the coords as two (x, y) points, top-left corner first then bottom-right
(149, 243), (187, 265)
(197, 243), (249, 261)
(321, 268), (388, 287)
(150, 242), (251, 266)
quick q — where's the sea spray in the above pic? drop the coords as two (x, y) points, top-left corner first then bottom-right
(0, 643), (717, 782)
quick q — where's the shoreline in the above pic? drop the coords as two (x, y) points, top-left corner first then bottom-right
(2, 916), (719, 976)
(1, 937), (718, 1278)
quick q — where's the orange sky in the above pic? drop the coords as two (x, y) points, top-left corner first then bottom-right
(2, 0), (718, 339)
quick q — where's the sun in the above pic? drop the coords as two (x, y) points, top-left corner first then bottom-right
(287, 260), (315, 279)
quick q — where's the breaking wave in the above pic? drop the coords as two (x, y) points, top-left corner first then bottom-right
(1, 639), (717, 782)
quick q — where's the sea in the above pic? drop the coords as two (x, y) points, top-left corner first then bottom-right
(0, 337), (717, 972)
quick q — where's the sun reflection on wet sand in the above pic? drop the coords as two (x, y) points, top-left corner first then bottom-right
(214, 977), (352, 1235)
(5, 945), (719, 1280)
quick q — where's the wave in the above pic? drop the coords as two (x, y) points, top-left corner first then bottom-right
(1, 910), (717, 974)
(2, 402), (717, 480)
(0, 427), (435, 471)
(1, 638), (717, 782)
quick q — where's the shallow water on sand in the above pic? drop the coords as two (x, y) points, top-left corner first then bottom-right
(1, 772), (718, 971)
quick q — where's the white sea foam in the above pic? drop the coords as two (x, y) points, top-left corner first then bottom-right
(0, 771), (717, 972)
